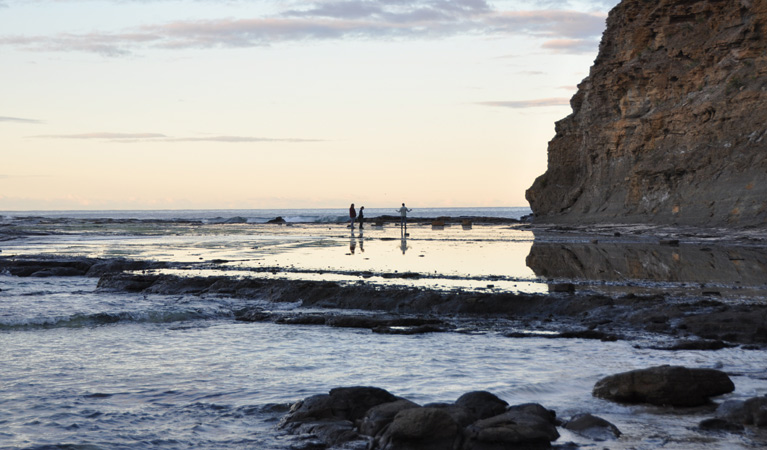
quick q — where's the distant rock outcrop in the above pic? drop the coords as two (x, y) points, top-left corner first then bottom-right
(526, 0), (767, 227)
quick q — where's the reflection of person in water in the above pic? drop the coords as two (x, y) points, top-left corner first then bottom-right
(350, 232), (357, 254)
(400, 228), (408, 254)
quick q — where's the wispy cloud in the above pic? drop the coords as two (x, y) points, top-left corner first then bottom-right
(542, 38), (600, 54)
(486, 10), (606, 39)
(0, 1), (607, 56)
(477, 98), (571, 108)
(0, 115), (42, 124)
(38, 132), (167, 140)
(167, 136), (322, 143)
(32, 132), (323, 143)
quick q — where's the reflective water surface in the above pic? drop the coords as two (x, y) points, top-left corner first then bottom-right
(2, 218), (767, 449)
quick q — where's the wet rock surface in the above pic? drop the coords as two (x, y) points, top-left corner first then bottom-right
(592, 365), (735, 407)
(97, 270), (767, 346)
(563, 413), (622, 441)
(279, 387), (560, 450)
(3, 254), (767, 346)
(714, 396), (767, 427)
(282, 383), (756, 449)
(0, 255), (168, 278)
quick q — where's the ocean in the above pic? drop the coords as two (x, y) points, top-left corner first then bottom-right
(0, 207), (532, 224)
(1, 208), (766, 449)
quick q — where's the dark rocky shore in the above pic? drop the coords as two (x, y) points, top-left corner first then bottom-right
(2, 254), (766, 348)
(3, 254), (767, 448)
(277, 365), (763, 449)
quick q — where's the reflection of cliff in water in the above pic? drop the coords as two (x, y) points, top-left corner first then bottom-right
(526, 241), (767, 288)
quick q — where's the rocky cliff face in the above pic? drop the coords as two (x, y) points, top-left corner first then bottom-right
(526, 0), (767, 227)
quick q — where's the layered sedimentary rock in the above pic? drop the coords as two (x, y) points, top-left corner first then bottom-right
(526, 0), (767, 227)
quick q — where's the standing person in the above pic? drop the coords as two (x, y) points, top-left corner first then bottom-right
(349, 203), (357, 229)
(358, 206), (365, 230)
(398, 203), (412, 229)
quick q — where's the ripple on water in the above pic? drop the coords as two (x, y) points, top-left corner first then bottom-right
(1, 273), (767, 449)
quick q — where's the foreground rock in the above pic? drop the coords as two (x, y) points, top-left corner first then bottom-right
(279, 387), (397, 448)
(593, 365), (735, 407)
(279, 387), (560, 449)
(526, 0), (767, 227)
(714, 396), (767, 427)
(460, 403), (559, 450)
(564, 413), (621, 441)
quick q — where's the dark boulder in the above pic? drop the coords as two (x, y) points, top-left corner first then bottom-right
(564, 413), (621, 441)
(328, 387), (399, 423)
(462, 403), (559, 450)
(592, 365), (735, 406)
(281, 388), (563, 450)
(281, 393), (336, 425)
(454, 391), (509, 422)
(375, 407), (461, 450)
(359, 399), (420, 437)
(289, 419), (360, 447)
(422, 403), (478, 428)
(281, 386), (398, 426)
(280, 387), (398, 448)
(715, 396), (767, 427)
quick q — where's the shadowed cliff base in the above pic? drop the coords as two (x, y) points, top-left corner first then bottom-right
(526, 224), (767, 299)
(526, 0), (767, 227)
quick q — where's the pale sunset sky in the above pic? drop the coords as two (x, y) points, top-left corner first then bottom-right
(1, 0), (620, 210)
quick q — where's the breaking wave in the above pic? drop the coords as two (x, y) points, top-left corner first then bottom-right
(2, 207), (530, 226)
(0, 308), (229, 331)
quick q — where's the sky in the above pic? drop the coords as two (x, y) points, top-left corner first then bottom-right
(0, 0), (620, 211)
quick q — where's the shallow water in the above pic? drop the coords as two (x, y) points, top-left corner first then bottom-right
(1, 221), (547, 293)
(2, 216), (767, 449)
(2, 276), (767, 449)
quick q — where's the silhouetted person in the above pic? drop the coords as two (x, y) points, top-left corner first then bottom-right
(358, 206), (365, 230)
(349, 203), (357, 230)
(398, 203), (412, 230)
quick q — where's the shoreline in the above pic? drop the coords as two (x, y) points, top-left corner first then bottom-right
(2, 254), (765, 348)
(3, 244), (767, 449)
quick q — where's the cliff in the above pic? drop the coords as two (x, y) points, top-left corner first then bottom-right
(526, 0), (767, 227)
